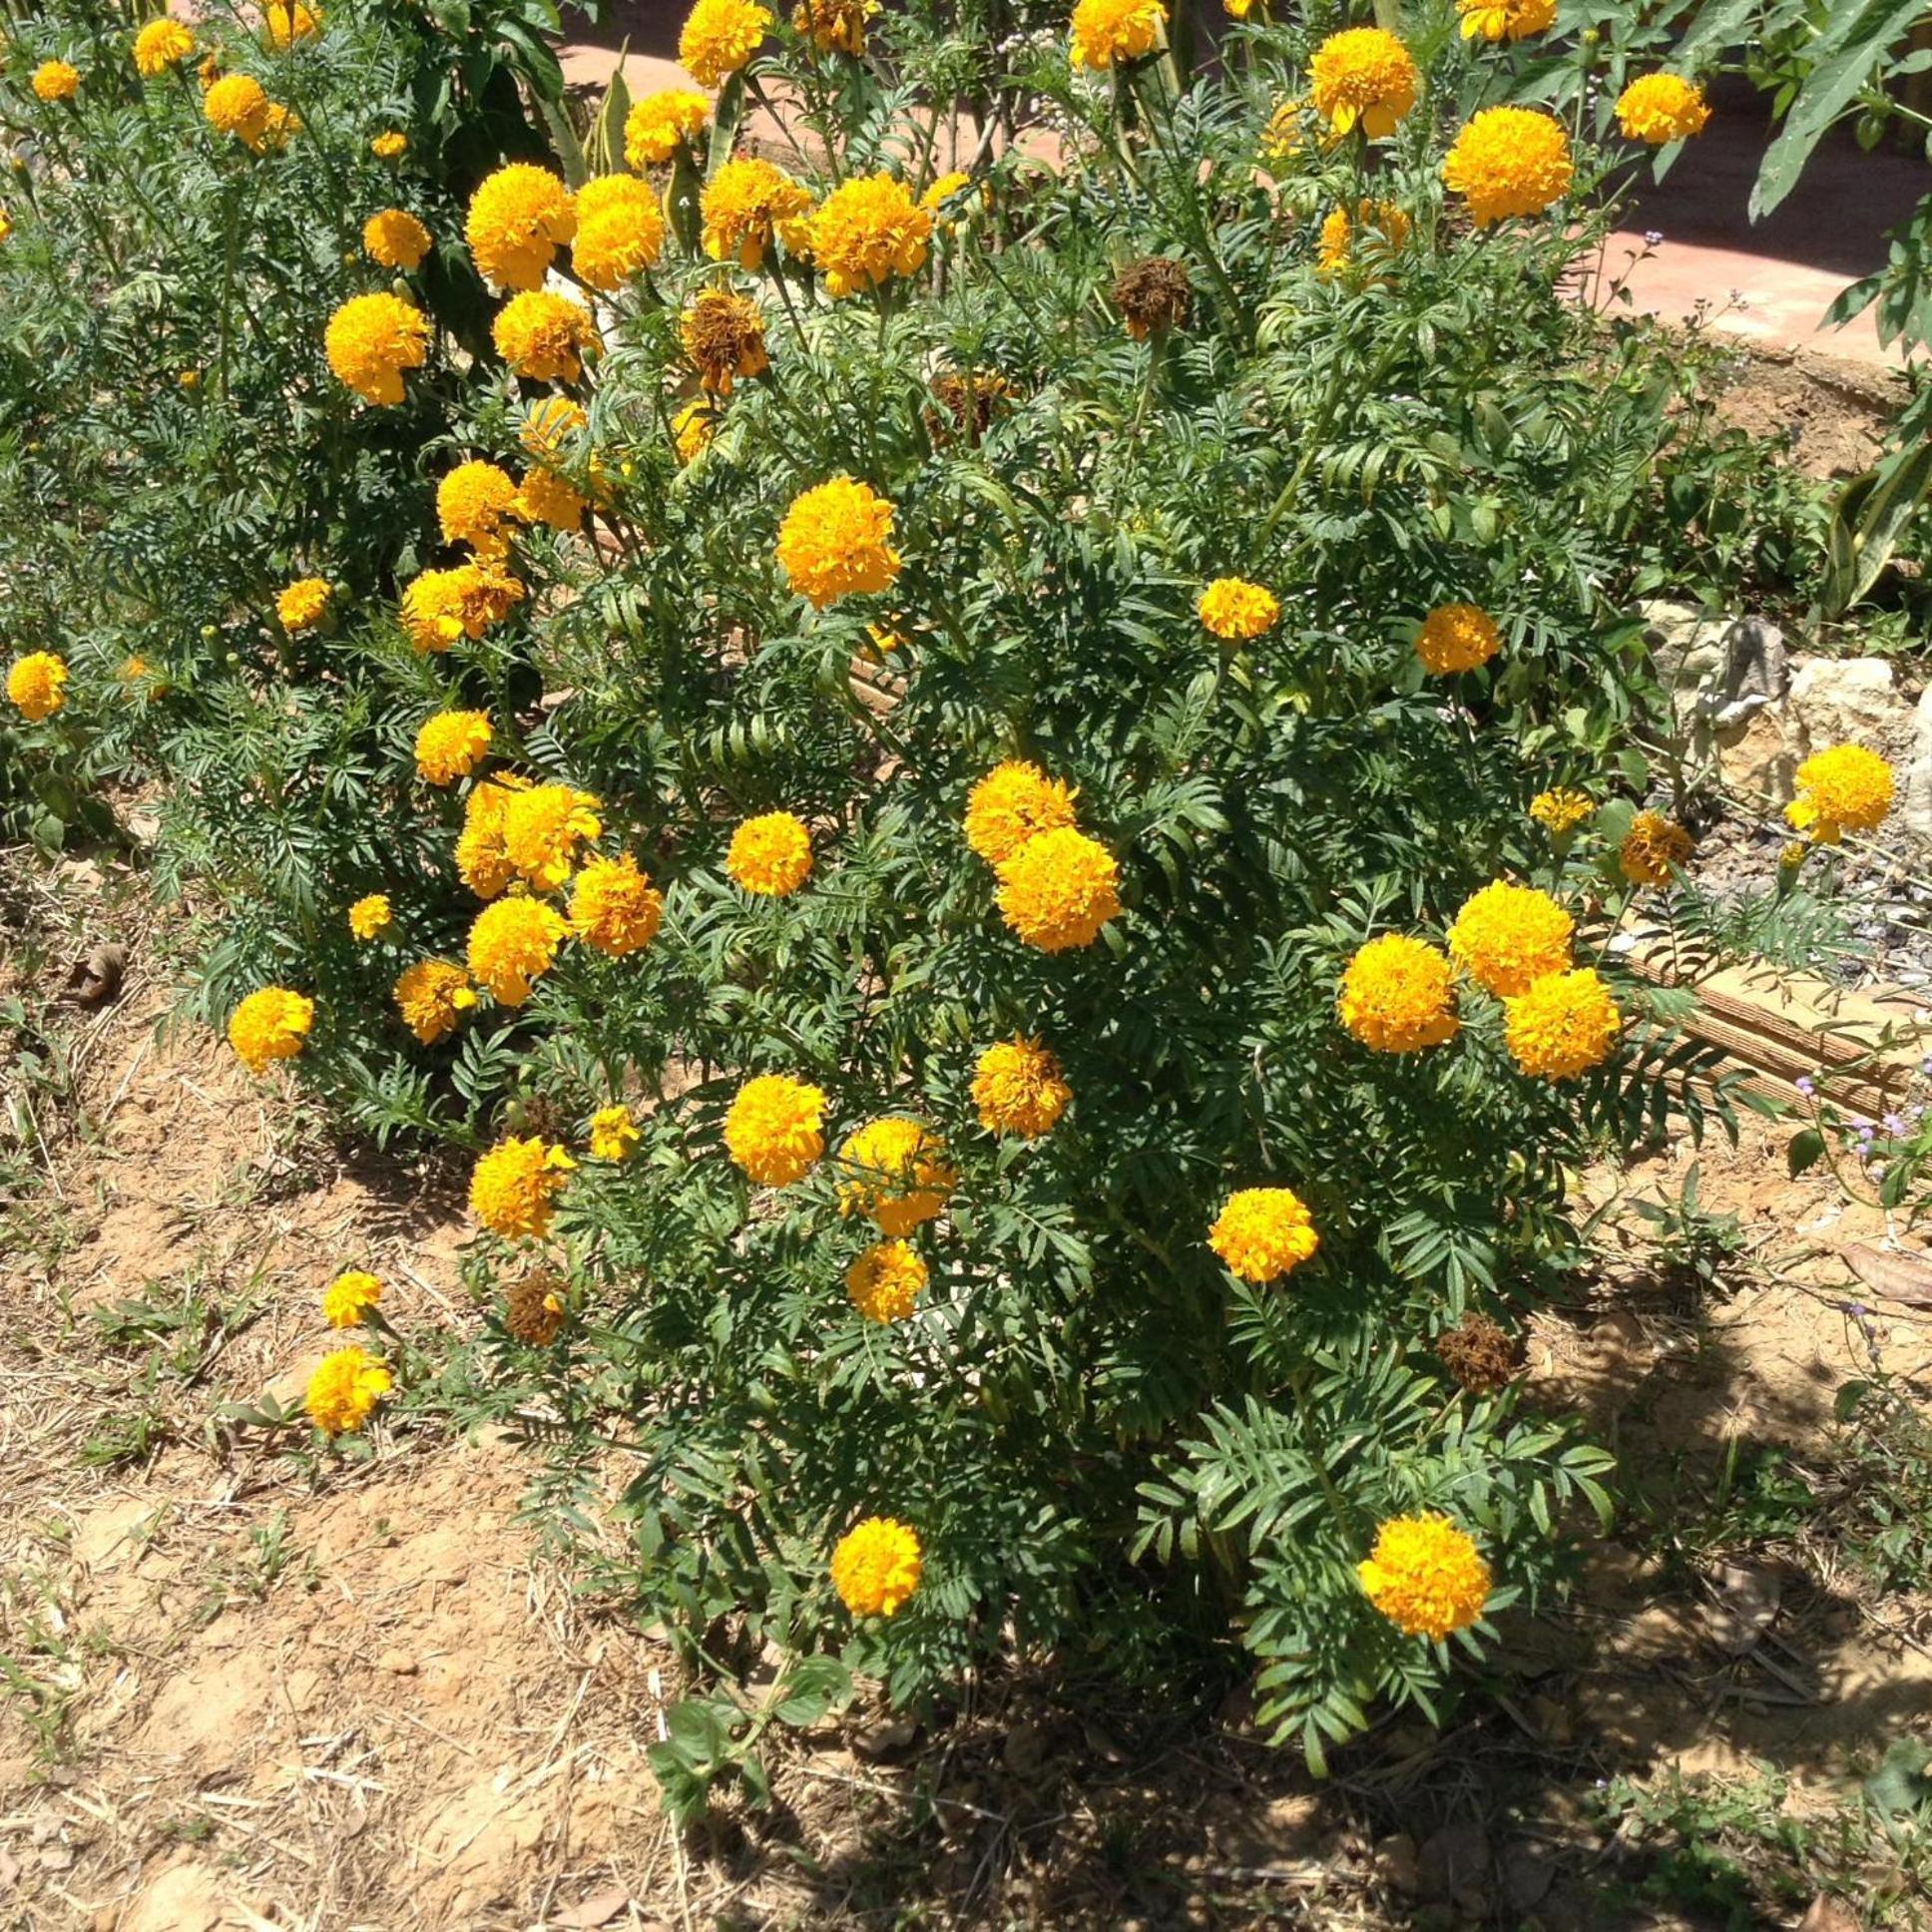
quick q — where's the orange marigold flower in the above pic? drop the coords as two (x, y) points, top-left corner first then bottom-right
(1616, 74), (1711, 146)
(1208, 1186), (1319, 1283)
(1358, 1513), (1491, 1641)
(228, 986), (314, 1075)
(347, 893), (393, 941)
(493, 287), (597, 383)
(775, 475), (901, 608)
(1503, 967), (1620, 1081)
(1447, 880), (1574, 997)
(1442, 106), (1573, 226)
(414, 709), (491, 785)
(570, 853), (665, 954)
(838, 1118), (955, 1236)
(965, 761), (1078, 865)
(498, 782), (602, 893)
(1529, 787), (1592, 835)
(134, 19), (195, 76)
(466, 162), (577, 290)
(1415, 603), (1500, 675)
(264, 3), (322, 48)
(392, 959), (476, 1044)
(363, 206), (431, 270)
(469, 1134), (575, 1239)
(830, 1516), (921, 1617)
(1337, 934), (1460, 1054)
(7, 652), (68, 722)
(700, 155), (813, 269)
(588, 1103), (640, 1162)
(845, 1239), (926, 1322)
(572, 172), (668, 290)
(680, 0), (772, 88)
(971, 1037), (1071, 1138)
(204, 73), (268, 144)
(456, 775), (529, 899)
(1069, 0), (1167, 70)
(516, 464), (586, 534)
(322, 1269), (381, 1329)
(468, 895), (570, 1005)
(673, 399), (716, 464)
(1317, 198), (1411, 281)
(324, 290), (429, 405)
(1198, 578), (1280, 641)
(277, 577), (331, 632)
(1308, 27), (1416, 138)
(400, 561), (524, 653)
(1619, 809), (1692, 886)
(724, 1073), (826, 1185)
(793, 0), (876, 54)
(304, 1344), (391, 1436)
(437, 459), (522, 558)
(1785, 744), (1893, 845)
(625, 88), (711, 167)
(1456, 0), (1554, 41)
(32, 60), (80, 103)
(370, 130), (408, 159)
(994, 826), (1121, 953)
(726, 810), (812, 896)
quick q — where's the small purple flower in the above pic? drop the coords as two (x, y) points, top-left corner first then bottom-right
(1795, 1076), (1816, 1098)
(1644, 229), (1664, 248)
(1884, 1113), (1908, 1137)
(1843, 1301), (1869, 1318)
(1921, 1055), (1932, 1076)
(1871, 1162), (1887, 1180)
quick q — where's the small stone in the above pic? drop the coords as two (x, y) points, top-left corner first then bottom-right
(1378, 1831), (1422, 1896)
(376, 1649), (418, 1676)
(1418, 1819), (1489, 1901)
(1787, 656), (1912, 762)
(1502, 1841), (1557, 1910)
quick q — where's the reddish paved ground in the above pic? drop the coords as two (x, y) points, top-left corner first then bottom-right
(561, 10), (1929, 367)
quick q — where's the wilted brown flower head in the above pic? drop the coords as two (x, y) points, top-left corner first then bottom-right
(504, 1266), (569, 1346)
(1435, 1310), (1522, 1395)
(1112, 255), (1192, 340)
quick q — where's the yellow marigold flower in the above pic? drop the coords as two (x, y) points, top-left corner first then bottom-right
(1337, 934), (1460, 1054)
(1447, 880), (1573, 997)
(363, 206), (431, 270)
(393, 959), (475, 1044)
(971, 1037), (1071, 1139)
(1442, 106), (1573, 226)
(228, 986), (314, 1075)
(995, 826), (1121, 953)
(572, 172), (667, 290)
(680, 0), (772, 87)
(588, 1103), (640, 1162)
(681, 287), (768, 394)
(371, 130), (407, 160)
(492, 287), (597, 383)
(468, 895), (570, 1005)
(1415, 602), (1500, 675)
(414, 709), (491, 785)
(277, 576), (331, 633)
(264, 3), (321, 48)
(1786, 743), (1894, 845)
(838, 1118), (955, 1236)
(348, 893), (393, 941)
(831, 1516), (921, 1617)
(700, 155), (813, 269)
(965, 761), (1078, 866)
(673, 399), (716, 464)
(726, 810), (812, 896)
(470, 1134), (576, 1239)
(304, 1344), (391, 1436)
(495, 782), (601, 893)
(437, 459), (522, 559)
(626, 88), (711, 167)
(516, 465), (585, 534)
(1617, 73), (1710, 146)
(205, 72), (268, 144)
(7, 651), (68, 722)
(724, 1073), (827, 1185)
(322, 1269), (381, 1329)
(1779, 839), (1807, 870)
(400, 560), (523, 652)
(570, 853), (665, 954)
(324, 290), (429, 405)
(198, 51), (224, 88)
(1308, 27), (1416, 138)
(794, 0), (876, 54)
(1529, 787), (1592, 835)
(456, 775), (528, 898)
(32, 60), (79, 103)
(845, 1240), (927, 1322)
(1208, 1186), (1319, 1283)
(466, 162), (576, 291)
(1619, 809), (1693, 886)
(1069, 0), (1167, 71)
(134, 19), (195, 76)
(1317, 198), (1412, 281)
(1503, 967), (1620, 1081)
(0, 211), (11, 245)
(776, 475), (900, 609)
(1456, 0), (1554, 41)
(1358, 1513), (1491, 1641)
(1198, 578), (1280, 642)
(922, 170), (972, 215)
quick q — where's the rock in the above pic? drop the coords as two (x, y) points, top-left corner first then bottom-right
(1640, 599), (1723, 684)
(1799, 1897), (1862, 1932)
(1716, 705), (1796, 803)
(1417, 1818), (1490, 1902)
(1903, 685), (1932, 845)
(1377, 1831), (1422, 1897)
(1501, 1841), (1557, 1910)
(1701, 1562), (1781, 1656)
(1648, 606), (1787, 745)
(376, 1649), (418, 1676)
(1786, 656), (1914, 761)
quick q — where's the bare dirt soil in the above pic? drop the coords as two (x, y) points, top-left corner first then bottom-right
(4, 849), (1931, 1930)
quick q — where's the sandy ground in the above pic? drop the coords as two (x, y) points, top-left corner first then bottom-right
(4, 852), (1932, 1930)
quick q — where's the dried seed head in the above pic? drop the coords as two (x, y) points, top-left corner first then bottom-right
(1112, 256), (1192, 340)
(504, 1266), (569, 1346)
(1435, 1310), (1522, 1395)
